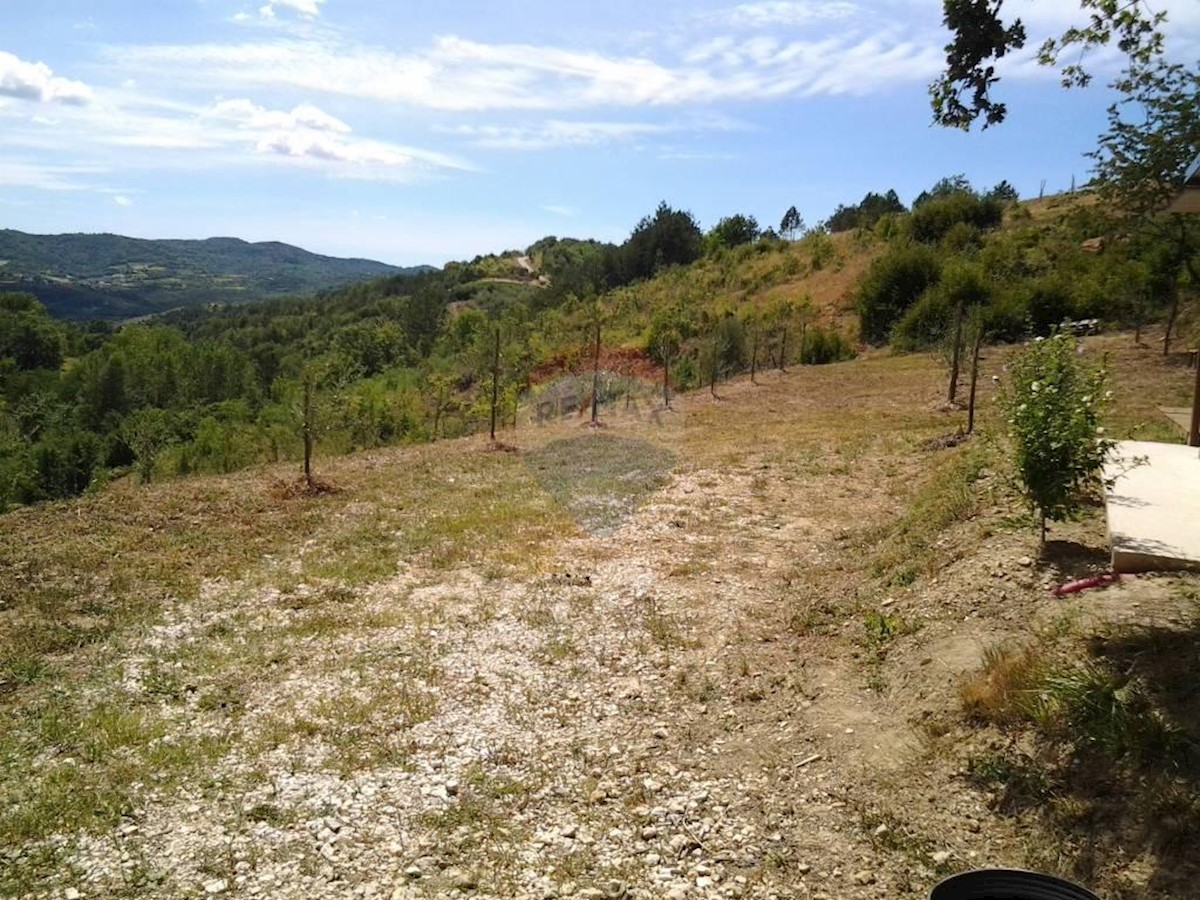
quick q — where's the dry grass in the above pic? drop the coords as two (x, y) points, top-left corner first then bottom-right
(961, 643), (1048, 724)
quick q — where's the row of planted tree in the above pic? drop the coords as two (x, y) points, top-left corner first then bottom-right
(0, 281), (854, 508)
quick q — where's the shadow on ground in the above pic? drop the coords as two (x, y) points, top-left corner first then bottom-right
(977, 601), (1200, 898)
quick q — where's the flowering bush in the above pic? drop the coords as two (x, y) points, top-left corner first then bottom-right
(1001, 334), (1116, 542)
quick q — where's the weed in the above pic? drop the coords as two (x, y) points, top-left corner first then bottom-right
(966, 750), (1054, 812)
(862, 611), (921, 653)
(961, 643), (1046, 724)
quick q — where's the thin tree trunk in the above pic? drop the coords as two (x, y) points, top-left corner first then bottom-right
(591, 321), (601, 425)
(779, 326), (788, 373)
(489, 327), (500, 442)
(967, 324), (983, 434)
(750, 329), (758, 385)
(1164, 289), (1179, 357)
(948, 296), (965, 404)
(799, 322), (807, 366)
(302, 377), (314, 487)
(663, 352), (671, 409)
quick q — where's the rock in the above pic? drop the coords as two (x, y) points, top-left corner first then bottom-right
(404, 866), (423, 880)
(932, 851), (952, 865)
(796, 864), (811, 875)
(65, 890), (82, 900)
(602, 880), (628, 899)
(851, 871), (876, 886)
(874, 824), (889, 837)
(966, 820), (981, 834)
(204, 879), (229, 895)
(561, 824), (578, 839)
(448, 868), (478, 891)
(642, 826), (659, 840)
(1019, 556), (1033, 567)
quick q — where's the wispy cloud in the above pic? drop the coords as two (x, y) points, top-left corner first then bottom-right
(258, 0), (324, 19)
(113, 194), (133, 206)
(540, 204), (577, 217)
(109, 28), (946, 112)
(0, 161), (109, 191)
(0, 51), (93, 105)
(703, 1), (859, 29)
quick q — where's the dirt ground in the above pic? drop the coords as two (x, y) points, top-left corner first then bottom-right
(2, 332), (1197, 900)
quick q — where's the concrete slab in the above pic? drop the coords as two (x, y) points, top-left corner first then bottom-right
(1160, 406), (1191, 434)
(1105, 440), (1200, 572)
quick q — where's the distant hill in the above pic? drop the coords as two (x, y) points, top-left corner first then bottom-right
(0, 229), (433, 320)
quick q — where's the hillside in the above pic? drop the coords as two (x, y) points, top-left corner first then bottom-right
(0, 229), (428, 320)
(2, 332), (1197, 899)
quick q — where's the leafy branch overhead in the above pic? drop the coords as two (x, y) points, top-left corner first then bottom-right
(930, 0), (1167, 130)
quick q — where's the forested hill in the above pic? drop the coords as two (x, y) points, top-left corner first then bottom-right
(0, 229), (428, 321)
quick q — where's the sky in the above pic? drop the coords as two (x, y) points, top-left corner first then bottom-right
(1, 1), (1198, 266)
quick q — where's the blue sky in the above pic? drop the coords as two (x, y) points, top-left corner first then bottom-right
(2, 0), (1198, 265)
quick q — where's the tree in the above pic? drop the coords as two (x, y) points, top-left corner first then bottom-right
(986, 180), (1020, 203)
(611, 202), (704, 285)
(780, 206), (805, 241)
(1001, 334), (1116, 543)
(1087, 58), (1200, 354)
(931, 0), (1166, 130)
(120, 407), (175, 484)
(707, 214), (761, 252)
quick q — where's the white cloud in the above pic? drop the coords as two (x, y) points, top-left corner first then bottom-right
(112, 29), (944, 112)
(0, 51), (93, 105)
(445, 120), (674, 150)
(207, 98), (350, 133)
(113, 194), (133, 206)
(259, 0), (324, 18)
(0, 161), (108, 191)
(706, 1), (859, 29)
(540, 204), (577, 217)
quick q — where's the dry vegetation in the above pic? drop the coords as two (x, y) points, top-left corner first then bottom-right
(1, 328), (1197, 900)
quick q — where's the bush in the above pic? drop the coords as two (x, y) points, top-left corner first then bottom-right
(909, 192), (1003, 244)
(1001, 334), (1116, 541)
(801, 327), (855, 364)
(892, 289), (951, 351)
(1023, 277), (1076, 335)
(856, 244), (943, 344)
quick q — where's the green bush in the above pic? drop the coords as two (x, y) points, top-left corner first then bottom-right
(1023, 277), (1076, 335)
(801, 327), (856, 364)
(856, 244), (943, 344)
(1001, 334), (1115, 541)
(909, 192), (1003, 244)
(892, 289), (951, 351)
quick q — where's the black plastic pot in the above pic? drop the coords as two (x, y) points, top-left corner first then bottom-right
(930, 869), (1101, 900)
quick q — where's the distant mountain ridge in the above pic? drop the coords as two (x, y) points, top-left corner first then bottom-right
(0, 229), (432, 321)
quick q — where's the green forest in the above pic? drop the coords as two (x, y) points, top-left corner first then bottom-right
(2, 165), (1197, 512)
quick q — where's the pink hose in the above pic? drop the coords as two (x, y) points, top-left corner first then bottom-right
(1052, 573), (1120, 597)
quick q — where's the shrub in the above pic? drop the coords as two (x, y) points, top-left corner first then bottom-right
(801, 327), (855, 364)
(892, 289), (951, 351)
(1001, 334), (1116, 541)
(856, 244), (942, 344)
(909, 192), (1003, 244)
(1023, 277), (1077, 335)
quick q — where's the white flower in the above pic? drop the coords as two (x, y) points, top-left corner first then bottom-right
(1031, 382), (1040, 393)
(1096, 427), (1106, 435)
(1082, 395), (1092, 404)
(1105, 391), (1113, 399)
